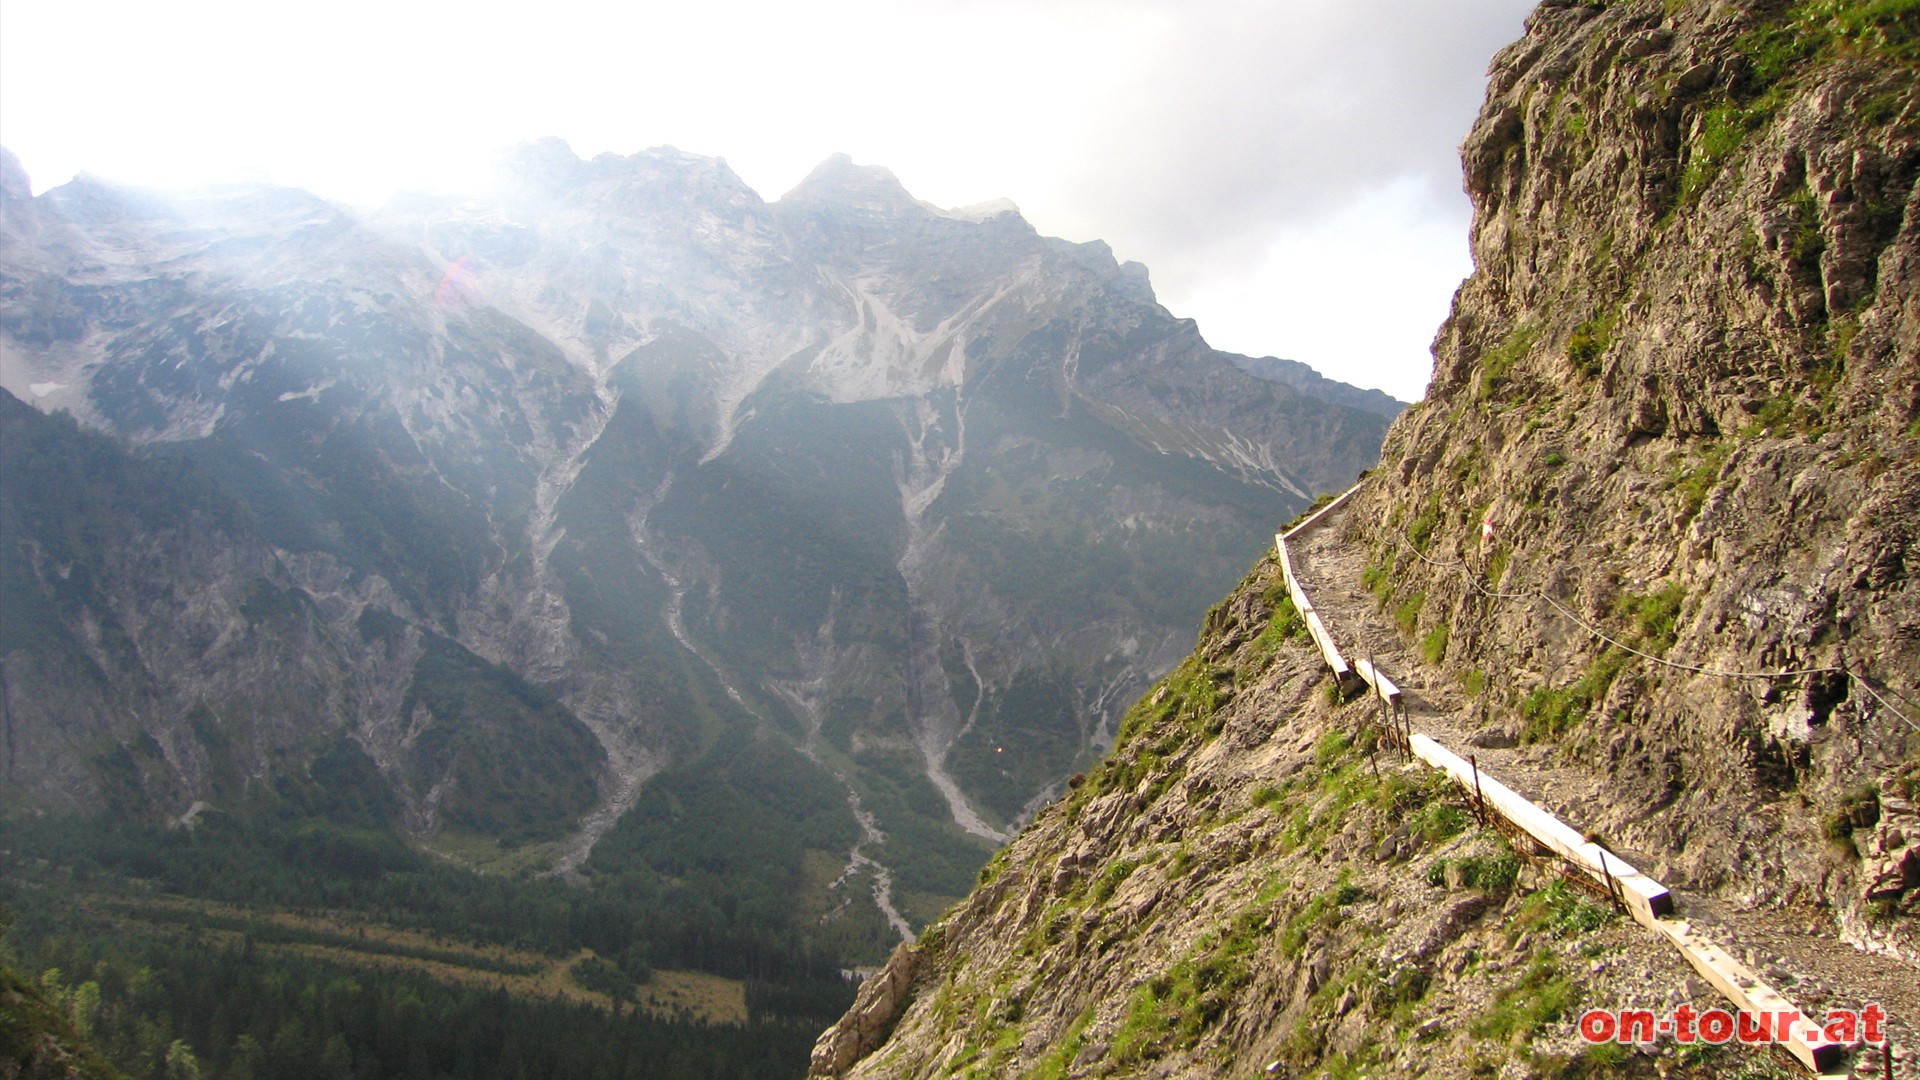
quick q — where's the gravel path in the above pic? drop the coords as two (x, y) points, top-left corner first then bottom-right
(1287, 512), (1920, 1077)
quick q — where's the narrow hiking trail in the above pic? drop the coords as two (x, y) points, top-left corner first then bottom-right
(1288, 500), (1920, 1075)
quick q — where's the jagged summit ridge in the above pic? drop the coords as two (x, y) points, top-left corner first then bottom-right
(1, 147), (31, 203)
(779, 152), (1026, 225)
(780, 152), (923, 209)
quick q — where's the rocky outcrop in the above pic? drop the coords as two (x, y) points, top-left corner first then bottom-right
(1341, 0), (1920, 958)
(807, 560), (1782, 1078)
(808, 943), (920, 1077)
(1863, 785), (1920, 903)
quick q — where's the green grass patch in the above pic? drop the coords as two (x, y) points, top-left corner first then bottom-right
(1266, 732), (1406, 855)
(1410, 801), (1473, 845)
(1672, 440), (1732, 521)
(1395, 593), (1426, 635)
(1750, 0), (1920, 78)
(1516, 879), (1620, 937)
(1278, 874), (1366, 957)
(1677, 102), (1768, 205)
(1112, 658), (1224, 749)
(1315, 731), (1352, 768)
(1787, 187), (1827, 268)
(1485, 545), (1511, 585)
(1110, 913), (1266, 1064)
(1407, 497), (1444, 553)
(1361, 561), (1393, 601)
(1090, 858), (1142, 903)
(1477, 326), (1539, 400)
(1668, 0), (1920, 229)
(1614, 584), (1687, 654)
(1472, 956), (1580, 1043)
(1245, 592), (1309, 670)
(1825, 784), (1881, 855)
(1519, 648), (1628, 741)
(1021, 1006), (1094, 1080)
(1563, 104), (1589, 140)
(1566, 309), (1618, 377)
(1425, 849), (1521, 891)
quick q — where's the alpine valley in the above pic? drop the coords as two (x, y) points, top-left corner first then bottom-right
(0, 139), (1396, 1076)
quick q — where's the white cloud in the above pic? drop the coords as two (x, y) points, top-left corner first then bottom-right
(1169, 177), (1473, 402)
(0, 0), (1535, 398)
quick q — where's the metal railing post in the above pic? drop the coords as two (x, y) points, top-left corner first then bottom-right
(1592, 841), (1625, 914)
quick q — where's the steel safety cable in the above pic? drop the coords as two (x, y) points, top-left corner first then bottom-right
(1388, 528), (1843, 680)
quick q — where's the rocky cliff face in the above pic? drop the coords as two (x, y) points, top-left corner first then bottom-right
(807, 1), (1919, 1074)
(1351, 0), (1920, 959)
(808, 563), (1781, 1079)
(0, 142), (1394, 956)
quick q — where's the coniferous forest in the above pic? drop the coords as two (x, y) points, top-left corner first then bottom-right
(2, 806), (859, 1080)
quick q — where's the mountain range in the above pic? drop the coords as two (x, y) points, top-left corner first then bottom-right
(0, 141), (1397, 963)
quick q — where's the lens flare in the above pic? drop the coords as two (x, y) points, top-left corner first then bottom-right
(435, 256), (479, 308)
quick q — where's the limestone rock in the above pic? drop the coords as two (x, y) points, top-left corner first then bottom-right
(806, 2), (1920, 1076)
(808, 942), (919, 1078)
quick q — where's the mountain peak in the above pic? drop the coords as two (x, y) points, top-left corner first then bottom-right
(497, 140), (761, 214)
(937, 197), (1021, 223)
(780, 153), (919, 210)
(495, 137), (587, 195)
(1, 147), (31, 205)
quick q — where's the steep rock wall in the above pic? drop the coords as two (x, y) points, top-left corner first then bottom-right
(807, 559), (1781, 1078)
(807, 1), (1920, 1075)
(1347, 0), (1920, 956)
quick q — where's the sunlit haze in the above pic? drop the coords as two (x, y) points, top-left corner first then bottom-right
(0, 0), (1536, 401)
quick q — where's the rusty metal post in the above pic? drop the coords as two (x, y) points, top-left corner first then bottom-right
(1885, 1037), (1894, 1080)
(1593, 843), (1625, 913)
(1367, 650), (1392, 759)
(1469, 753), (1486, 824)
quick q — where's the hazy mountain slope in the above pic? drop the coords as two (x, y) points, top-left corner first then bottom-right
(1227, 353), (1407, 419)
(805, 1), (1919, 1075)
(0, 142), (1396, 958)
(0, 390), (606, 841)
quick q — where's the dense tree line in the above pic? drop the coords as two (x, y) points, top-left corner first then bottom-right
(1, 912), (124, 1080)
(17, 927), (821, 1080)
(10, 812), (859, 995)
(4, 713), (864, 1080)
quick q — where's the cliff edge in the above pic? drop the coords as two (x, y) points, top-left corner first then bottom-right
(807, 1), (1920, 1076)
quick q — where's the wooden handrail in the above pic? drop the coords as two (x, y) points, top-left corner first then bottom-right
(1272, 490), (1848, 1076)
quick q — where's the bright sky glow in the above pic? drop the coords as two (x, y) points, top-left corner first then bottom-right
(0, 0), (1535, 401)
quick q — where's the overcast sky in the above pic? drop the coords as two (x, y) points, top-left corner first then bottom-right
(0, 0), (1535, 401)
